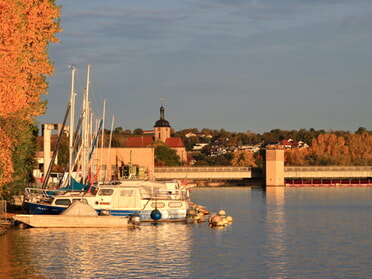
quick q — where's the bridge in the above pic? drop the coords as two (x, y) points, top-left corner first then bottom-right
(284, 166), (372, 186)
(154, 167), (255, 180)
(154, 166), (372, 183)
(284, 166), (372, 178)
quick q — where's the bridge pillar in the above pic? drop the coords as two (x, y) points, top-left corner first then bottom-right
(265, 149), (284, 187)
(42, 123), (62, 176)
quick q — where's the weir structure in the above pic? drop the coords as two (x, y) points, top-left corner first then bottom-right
(39, 126), (372, 187)
(265, 149), (285, 187)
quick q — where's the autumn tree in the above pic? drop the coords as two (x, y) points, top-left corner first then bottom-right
(231, 150), (257, 167)
(347, 132), (372, 165)
(0, 0), (61, 192)
(284, 147), (309, 166)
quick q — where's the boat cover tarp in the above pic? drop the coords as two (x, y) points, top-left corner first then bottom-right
(61, 201), (98, 216)
(46, 178), (89, 196)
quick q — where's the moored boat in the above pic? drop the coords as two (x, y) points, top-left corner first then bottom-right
(23, 179), (192, 222)
(13, 200), (138, 228)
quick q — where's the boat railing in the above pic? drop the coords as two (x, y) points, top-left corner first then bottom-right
(153, 189), (189, 201)
(24, 187), (84, 203)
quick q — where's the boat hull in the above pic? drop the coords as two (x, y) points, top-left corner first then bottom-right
(24, 202), (188, 222)
(13, 214), (130, 228)
(25, 202), (67, 215)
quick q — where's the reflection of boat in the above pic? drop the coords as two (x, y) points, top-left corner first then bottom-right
(23, 179), (191, 222)
(13, 201), (136, 228)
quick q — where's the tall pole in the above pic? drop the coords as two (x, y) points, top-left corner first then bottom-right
(82, 64), (91, 184)
(68, 65), (76, 186)
(106, 115), (115, 181)
(100, 99), (106, 182)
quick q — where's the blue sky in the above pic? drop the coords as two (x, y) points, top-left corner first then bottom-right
(39, 0), (372, 134)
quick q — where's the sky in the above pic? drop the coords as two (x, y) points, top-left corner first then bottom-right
(39, 0), (372, 134)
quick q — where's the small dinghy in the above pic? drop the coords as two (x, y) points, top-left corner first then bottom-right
(13, 201), (138, 228)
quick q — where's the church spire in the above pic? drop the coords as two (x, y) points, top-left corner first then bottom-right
(154, 99), (171, 142)
(154, 98), (170, 128)
(160, 105), (165, 120)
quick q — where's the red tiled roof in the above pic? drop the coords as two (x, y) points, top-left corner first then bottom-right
(165, 137), (185, 148)
(126, 136), (154, 147)
(126, 136), (184, 148)
(280, 139), (292, 145)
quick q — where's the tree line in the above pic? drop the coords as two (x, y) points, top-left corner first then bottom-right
(0, 0), (60, 200)
(104, 127), (372, 168)
(177, 127), (372, 167)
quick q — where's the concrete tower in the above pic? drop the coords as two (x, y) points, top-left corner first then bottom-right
(265, 148), (285, 187)
(154, 105), (171, 142)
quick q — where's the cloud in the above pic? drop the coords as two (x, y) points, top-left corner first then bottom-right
(41, 0), (372, 133)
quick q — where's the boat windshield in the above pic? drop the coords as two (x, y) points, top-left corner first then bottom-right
(98, 189), (114, 196)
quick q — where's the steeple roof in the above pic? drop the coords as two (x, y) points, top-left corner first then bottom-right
(154, 105), (170, 127)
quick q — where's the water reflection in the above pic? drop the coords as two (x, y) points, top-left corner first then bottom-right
(0, 229), (48, 278)
(1, 224), (193, 278)
(1, 187), (372, 278)
(264, 187), (287, 278)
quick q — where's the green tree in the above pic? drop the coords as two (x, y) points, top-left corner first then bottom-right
(57, 133), (69, 171)
(114, 126), (123, 134)
(355, 127), (367, 135)
(1, 118), (38, 201)
(133, 128), (144, 135)
(154, 142), (181, 166)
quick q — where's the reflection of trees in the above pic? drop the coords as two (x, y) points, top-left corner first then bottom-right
(0, 231), (47, 278)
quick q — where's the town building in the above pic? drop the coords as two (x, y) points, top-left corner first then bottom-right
(36, 105), (188, 182)
(95, 105), (188, 180)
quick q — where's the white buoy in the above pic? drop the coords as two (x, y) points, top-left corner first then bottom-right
(209, 215), (222, 226)
(225, 216), (234, 223)
(218, 210), (226, 217)
(208, 210), (233, 227)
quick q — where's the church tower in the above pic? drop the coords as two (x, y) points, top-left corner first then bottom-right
(154, 105), (171, 142)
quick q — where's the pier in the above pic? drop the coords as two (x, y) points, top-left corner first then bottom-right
(284, 166), (372, 186)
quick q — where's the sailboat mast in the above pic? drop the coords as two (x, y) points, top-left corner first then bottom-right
(82, 64), (91, 184)
(100, 99), (106, 182)
(68, 65), (76, 186)
(105, 115), (115, 181)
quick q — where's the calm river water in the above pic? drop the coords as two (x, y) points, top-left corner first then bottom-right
(1, 187), (371, 278)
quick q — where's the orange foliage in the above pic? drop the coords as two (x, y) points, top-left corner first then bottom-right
(285, 132), (372, 166)
(0, 0), (61, 117)
(310, 133), (351, 165)
(0, 0), (61, 188)
(347, 132), (372, 165)
(284, 147), (309, 166)
(231, 150), (257, 167)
